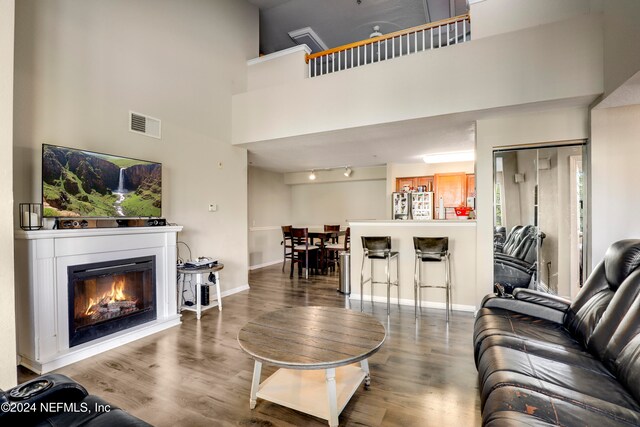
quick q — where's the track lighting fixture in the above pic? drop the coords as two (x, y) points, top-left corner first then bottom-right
(343, 166), (352, 177)
(309, 170), (316, 180)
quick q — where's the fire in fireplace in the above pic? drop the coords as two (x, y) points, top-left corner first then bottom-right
(68, 256), (156, 347)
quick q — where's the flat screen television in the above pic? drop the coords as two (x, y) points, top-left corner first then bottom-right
(42, 144), (162, 218)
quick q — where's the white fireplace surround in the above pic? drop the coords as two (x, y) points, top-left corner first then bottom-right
(14, 226), (183, 373)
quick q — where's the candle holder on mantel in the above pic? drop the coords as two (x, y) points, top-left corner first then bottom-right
(19, 203), (43, 230)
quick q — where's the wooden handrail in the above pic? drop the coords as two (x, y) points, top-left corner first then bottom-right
(306, 13), (470, 63)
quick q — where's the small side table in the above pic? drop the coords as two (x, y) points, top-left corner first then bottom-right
(177, 264), (223, 320)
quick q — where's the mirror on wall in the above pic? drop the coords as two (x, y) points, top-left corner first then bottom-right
(493, 143), (587, 299)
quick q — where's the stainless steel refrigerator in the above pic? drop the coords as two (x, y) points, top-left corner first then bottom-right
(392, 192), (411, 220)
(411, 192), (434, 220)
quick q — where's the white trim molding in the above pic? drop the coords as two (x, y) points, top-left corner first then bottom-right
(349, 294), (476, 312)
(348, 220), (477, 227)
(247, 45), (311, 66)
(249, 225), (281, 232)
(220, 284), (250, 298)
(249, 259), (283, 271)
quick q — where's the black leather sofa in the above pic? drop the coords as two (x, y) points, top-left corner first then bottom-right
(474, 239), (640, 426)
(494, 225), (545, 293)
(0, 374), (150, 426)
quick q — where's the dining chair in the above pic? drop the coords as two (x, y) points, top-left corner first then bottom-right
(323, 225), (341, 271)
(281, 225), (293, 272)
(290, 227), (319, 279)
(323, 225), (341, 244)
(325, 227), (350, 272)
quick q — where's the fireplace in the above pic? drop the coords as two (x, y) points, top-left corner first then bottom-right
(67, 256), (157, 347)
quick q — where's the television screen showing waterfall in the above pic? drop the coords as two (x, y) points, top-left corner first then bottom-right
(42, 144), (162, 218)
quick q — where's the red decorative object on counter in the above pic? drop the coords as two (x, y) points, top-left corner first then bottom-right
(454, 206), (472, 219)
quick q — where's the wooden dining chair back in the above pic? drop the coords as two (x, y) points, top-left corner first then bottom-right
(290, 227), (319, 279)
(324, 225), (341, 244)
(281, 225), (293, 272)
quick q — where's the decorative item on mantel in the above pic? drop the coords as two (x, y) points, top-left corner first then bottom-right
(19, 203), (43, 230)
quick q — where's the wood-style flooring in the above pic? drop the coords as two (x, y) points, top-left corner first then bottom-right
(19, 263), (482, 426)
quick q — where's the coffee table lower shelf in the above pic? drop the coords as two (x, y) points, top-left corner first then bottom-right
(253, 362), (369, 427)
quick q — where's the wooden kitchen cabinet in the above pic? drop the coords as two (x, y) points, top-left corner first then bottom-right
(466, 174), (476, 198)
(434, 173), (467, 219)
(395, 176), (434, 192)
(396, 177), (417, 191)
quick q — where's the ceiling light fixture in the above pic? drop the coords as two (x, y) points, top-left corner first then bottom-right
(423, 150), (475, 164)
(369, 25), (382, 38)
(309, 170), (316, 180)
(343, 166), (352, 177)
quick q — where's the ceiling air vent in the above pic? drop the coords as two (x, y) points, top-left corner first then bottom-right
(129, 111), (161, 139)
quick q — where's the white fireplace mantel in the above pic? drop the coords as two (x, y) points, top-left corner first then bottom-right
(14, 226), (183, 373)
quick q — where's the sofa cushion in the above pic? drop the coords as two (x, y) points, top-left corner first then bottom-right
(483, 386), (640, 427)
(587, 269), (640, 362)
(473, 308), (581, 362)
(604, 240), (640, 290)
(478, 348), (640, 412)
(615, 334), (640, 404)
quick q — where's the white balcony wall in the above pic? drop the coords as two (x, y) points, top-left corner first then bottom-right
(233, 13), (603, 145)
(248, 45), (310, 91)
(469, 0), (596, 40)
(601, 0), (640, 99)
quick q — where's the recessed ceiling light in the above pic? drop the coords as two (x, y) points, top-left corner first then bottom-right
(423, 150), (475, 164)
(309, 170), (316, 180)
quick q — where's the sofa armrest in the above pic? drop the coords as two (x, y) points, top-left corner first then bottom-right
(1, 374), (87, 422)
(481, 294), (567, 324)
(512, 288), (571, 311)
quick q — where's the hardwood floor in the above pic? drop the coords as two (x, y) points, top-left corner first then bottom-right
(19, 264), (482, 426)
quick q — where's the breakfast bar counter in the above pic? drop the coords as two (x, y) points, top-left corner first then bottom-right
(349, 220), (477, 313)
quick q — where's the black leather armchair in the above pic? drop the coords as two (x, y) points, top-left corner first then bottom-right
(0, 374), (150, 426)
(493, 225), (545, 293)
(475, 239), (640, 426)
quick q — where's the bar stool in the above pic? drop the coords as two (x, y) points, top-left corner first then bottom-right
(360, 236), (399, 316)
(413, 237), (452, 322)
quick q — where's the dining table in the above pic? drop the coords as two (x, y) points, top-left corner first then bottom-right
(307, 230), (345, 275)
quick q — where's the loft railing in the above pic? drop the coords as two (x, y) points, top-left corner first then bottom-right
(306, 14), (471, 78)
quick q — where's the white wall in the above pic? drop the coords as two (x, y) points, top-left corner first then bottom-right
(591, 105), (640, 266)
(0, 0), (17, 389)
(285, 166), (386, 185)
(248, 167), (291, 268)
(247, 46), (309, 91)
(602, 0), (640, 98)
(470, 0), (593, 40)
(475, 108), (589, 305)
(291, 180), (386, 226)
(233, 13), (602, 144)
(386, 161), (475, 219)
(13, 1), (258, 293)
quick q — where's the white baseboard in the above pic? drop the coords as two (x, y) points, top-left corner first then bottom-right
(348, 293), (476, 312)
(249, 259), (283, 270)
(221, 284), (250, 297)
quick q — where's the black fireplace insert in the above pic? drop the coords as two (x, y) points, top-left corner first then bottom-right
(67, 256), (157, 347)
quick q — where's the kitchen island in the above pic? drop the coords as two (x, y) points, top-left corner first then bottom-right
(349, 220), (477, 313)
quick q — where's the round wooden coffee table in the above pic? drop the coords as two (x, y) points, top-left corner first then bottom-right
(237, 306), (386, 427)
